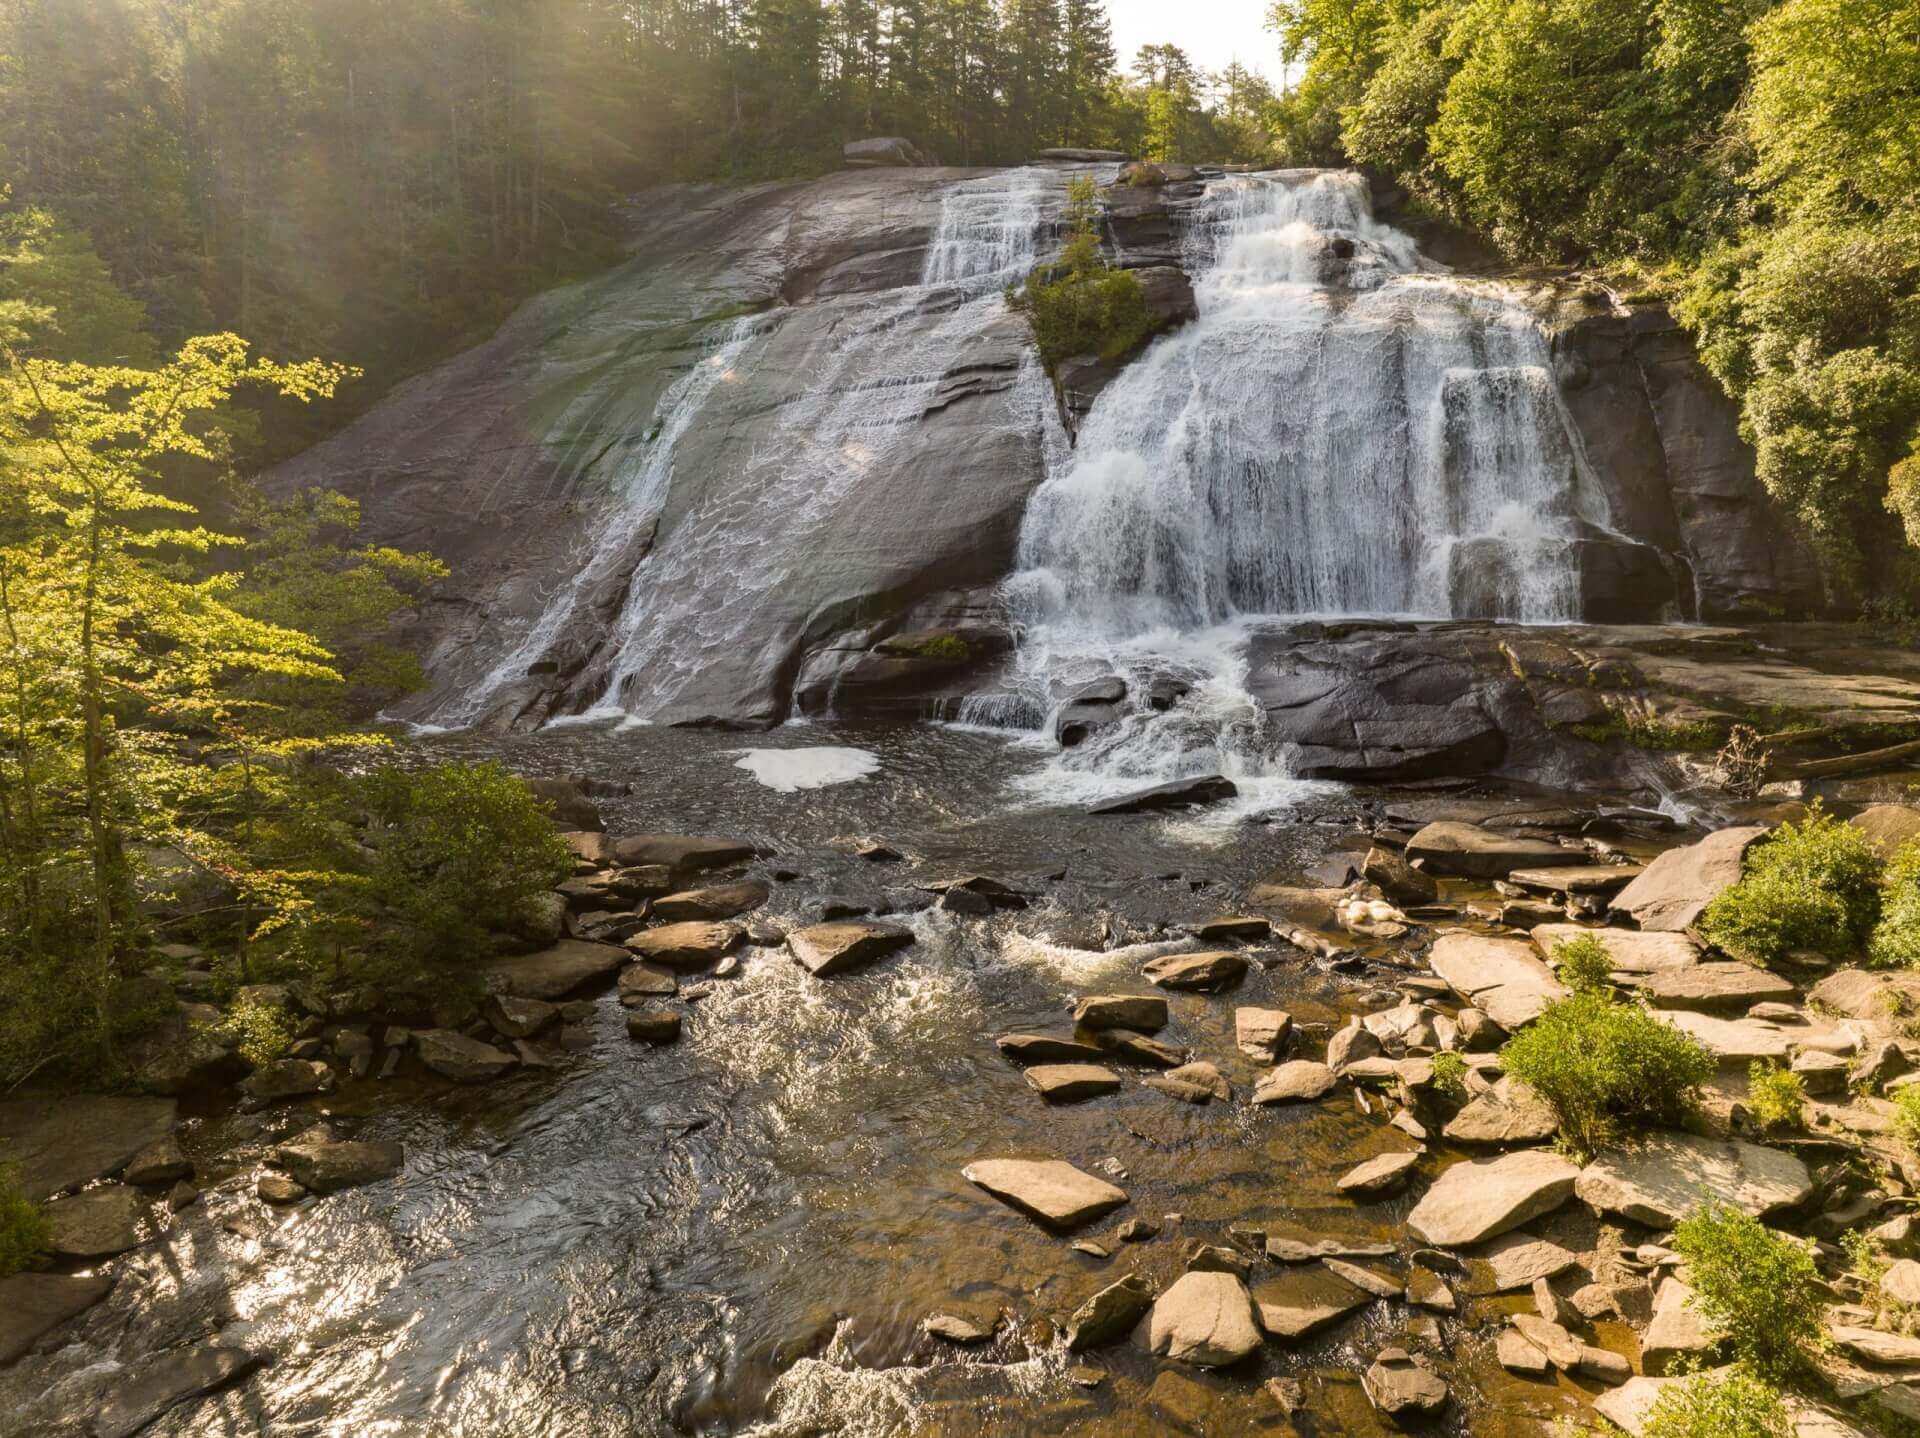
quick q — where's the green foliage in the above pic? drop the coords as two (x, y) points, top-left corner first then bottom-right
(1870, 839), (1920, 969)
(1644, 1366), (1792, 1438)
(1894, 1086), (1920, 1151)
(354, 762), (570, 964)
(0, 1161), (50, 1279)
(1551, 933), (1615, 994)
(1698, 805), (1885, 966)
(914, 634), (972, 662)
(1013, 177), (1155, 372)
(220, 992), (294, 1069)
(1500, 990), (1715, 1159)
(1745, 1060), (1804, 1132)
(1430, 1048), (1467, 1100)
(1670, 1199), (1825, 1381)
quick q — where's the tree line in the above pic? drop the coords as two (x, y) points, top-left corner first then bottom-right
(1263, 0), (1920, 606)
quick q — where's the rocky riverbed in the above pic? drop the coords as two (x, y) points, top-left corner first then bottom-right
(5, 720), (1920, 1436)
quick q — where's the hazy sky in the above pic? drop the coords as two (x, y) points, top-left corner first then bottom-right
(1107, 0), (1281, 81)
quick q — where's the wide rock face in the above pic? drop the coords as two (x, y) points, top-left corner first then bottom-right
(269, 163), (1821, 734)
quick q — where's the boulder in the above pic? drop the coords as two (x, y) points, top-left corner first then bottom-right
(1325, 1258), (1404, 1298)
(651, 880), (771, 922)
(0, 1272), (115, 1364)
(610, 834), (754, 874)
(1407, 1151), (1580, 1247)
(123, 1135), (192, 1187)
(1531, 923), (1700, 974)
(962, 1158), (1128, 1230)
(241, 1058), (332, 1102)
(1252, 1266), (1372, 1340)
(1443, 1077), (1559, 1145)
(1363, 847), (1438, 905)
(618, 962), (678, 1001)
(1338, 1150), (1423, 1197)
(1190, 915), (1270, 942)
(1658, 1010), (1791, 1066)
(1148, 1270), (1263, 1368)
(46, 1184), (145, 1258)
(1508, 864), (1645, 895)
(1575, 1132), (1812, 1226)
(1065, 1272), (1154, 1351)
(1496, 1326), (1552, 1375)
(414, 1029), (517, 1083)
(1610, 826), (1768, 931)
(627, 921), (744, 969)
(1024, 1064), (1122, 1102)
(1142, 950), (1247, 992)
(843, 136), (931, 167)
(1146, 1061), (1231, 1104)
(1832, 1325), (1920, 1367)
(1429, 932), (1569, 1029)
(923, 1310), (995, 1344)
(0, 1097), (180, 1202)
(1642, 1274), (1719, 1375)
(1643, 962), (1797, 1013)
(787, 919), (915, 976)
(1326, 1022), (1382, 1072)
(482, 994), (560, 1039)
(1251, 1061), (1336, 1104)
(626, 1010), (682, 1043)
(1597, 1374), (1873, 1438)
(483, 939), (628, 999)
(1883, 1259), (1920, 1306)
(273, 1139), (404, 1194)
(1851, 804), (1920, 856)
(1088, 775), (1236, 815)
(1474, 1233), (1581, 1292)
(91, 1340), (268, 1438)
(1072, 994), (1168, 1032)
(1235, 1007), (1292, 1061)
(127, 1004), (241, 1095)
(1363, 1348), (1449, 1418)
(995, 1032), (1105, 1065)
(1405, 822), (1574, 878)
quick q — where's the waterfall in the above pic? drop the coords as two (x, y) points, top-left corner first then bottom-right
(1000, 169), (1617, 806)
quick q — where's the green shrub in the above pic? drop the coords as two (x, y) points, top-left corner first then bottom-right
(1500, 991), (1716, 1160)
(1644, 1366), (1792, 1438)
(0, 1163), (51, 1279)
(1870, 838), (1920, 969)
(1746, 1060), (1805, 1132)
(1698, 805), (1885, 966)
(1551, 933), (1615, 994)
(221, 992), (295, 1069)
(915, 635), (971, 662)
(1430, 1050), (1468, 1101)
(1013, 176), (1156, 371)
(1671, 1199), (1825, 1381)
(1894, 1086), (1920, 1149)
(358, 761), (571, 962)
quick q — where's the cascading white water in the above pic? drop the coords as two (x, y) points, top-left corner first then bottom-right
(1000, 169), (1617, 808)
(588, 167), (1066, 722)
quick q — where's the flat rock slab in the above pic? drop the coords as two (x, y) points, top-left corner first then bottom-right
(1472, 1233), (1581, 1292)
(1406, 822), (1576, 878)
(1025, 1064), (1122, 1102)
(1831, 1325), (1920, 1368)
(1610, 827), (1767, 931)
(963, 1158), (1127, 1231)
(93, 1341), (267, 1438)
(1252, 1061), (1335, 1104)
(1852, 804), (1920, 856)
(1407, 1151), (1580, 1247)
(1658, 1010), (1791, 1065)
(1643, 962), (1798, 1013)
(484, 939), (628, 1000)
(1072, 994), (1168, 1032)
(46, 1183), (145, 1258)
(1429, 932), (1569, 1030)
(1338, 1150), (1423, 1197)
(1508, 865), (1644, 895)
(787, 920), (915, 976)
(0, 1095), (177, 1202)
(627, 921), (744, 969)
(1576, 1132), (1812, 1226)
(611, 834), (754, 873)
(1142, 950), (1247, 992)
(1148, 1270), (1262, 1367)
(1364, 1349), (1449, 1418)
(1066, 1273), (1155, 1351)
(651, 880), (771, 921)
(617, 962), (678, 1000)
(1443, 1077), (1558, 1145)
(414, 1029), (518, 1083)
(996, 1033), (1106, 1065)
(1253, 1266), (1373, 1340)
(1235, 1007), (1292, 1060)
(1642, 1275), (1716, 1375)
(1089, 775), (1237, 815)
(0, 1272), (114, 1363)
(273, 1140), (405, 1194)
(1531, 924), (1700, 974)
(1597, 1373), (1872, 1438)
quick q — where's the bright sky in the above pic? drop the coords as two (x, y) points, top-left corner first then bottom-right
(1106, 0), (1281, 83)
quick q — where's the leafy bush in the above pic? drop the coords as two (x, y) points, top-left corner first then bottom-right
(0, 1163), (51, 1279)
(221, 992), (295, 1069)
(1746, 1060), (1805, 1132)
(1870, 838), (1920, 969)
(1012, 177), (1155, 372)
(1500, 991), (1715, 1160)
(1551, 933), (1615, 994)
(1671, 1199), (1825, 1381)
(915, 635), (971, 662)
(358, 761), (571, 963)
(1430, 1050), (1468, 1101)
(1895, 1086), (1920, 1150)
(1698, 806), (1884, 966)
(1644, 1366), (1792, 1438)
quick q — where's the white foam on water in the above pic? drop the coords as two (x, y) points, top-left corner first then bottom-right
(732, 746), (881, 793)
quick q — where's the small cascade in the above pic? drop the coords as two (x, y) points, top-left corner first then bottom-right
(1001, 169), (1619, 806)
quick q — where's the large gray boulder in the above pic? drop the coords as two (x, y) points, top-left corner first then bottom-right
(0, 1095), (177, 1202)
(484, 939), (628, 999)
(1406, 822), (1575, 878)
(414, 1029), (517, 1083)
(1429, 932), (1569, 1030)
(1611, 826), (1768, 931)
(787, 920), (915, 976)
(46, 1184), (145, 1259)
(1147, 1270), (1262, 1368)
(627, 921), (744, 969)
(1065, 1272), (1154, 1351)
(1531, 923), (1700, 974)
(0, 1273), (115, 1364)
(1253, 1265), (1373, 1339)
(1407, 1151), (1580, 1247)
(962, 1158), (1127, 1230)
(272, 1139), (405, 1195)
(1575, 1132), (1812, 1226)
